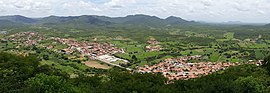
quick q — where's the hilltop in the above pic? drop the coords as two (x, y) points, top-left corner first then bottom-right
(0, 14), (196, 27)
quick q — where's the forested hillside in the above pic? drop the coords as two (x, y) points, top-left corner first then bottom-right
(1, 52), (270, 93)
(0, 15), (196, 27)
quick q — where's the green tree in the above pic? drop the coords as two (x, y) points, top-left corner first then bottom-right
(235, 76), (267, 93)
(25, 73), (74, 93)
(132, 55), (138, 61)
(262, 55), (270, 74)
(0, 52), (40, 92)
(43, 55), (49, 60)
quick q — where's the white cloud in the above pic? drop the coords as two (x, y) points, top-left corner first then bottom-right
(0, 0), (269, 23)
(104, 0), (136, 6)
(63, 1), (101, 13)
(0, 0), (56, 16)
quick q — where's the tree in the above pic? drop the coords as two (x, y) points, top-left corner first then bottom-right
(24, 73), (74, 93)
(43, 55), (49, 60)
(262, 55), (270, 74)
(132, 55), (138, 61)
(0, 52), (39, 92)
(235, 76), (267, 93)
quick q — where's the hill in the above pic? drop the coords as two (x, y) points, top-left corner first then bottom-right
(0, 15), (37, 24)
(0, 15), (196, 27)
(165, 16), (190, 24)
(39, 14), (196, 27)
(94, 14), (196, 26)
(39, 15), (112, 26)
(1, 52), (270, 93)
(265, 23), (270, 27)
(0, 20), (23, 28)
(116, 14), (164, 26)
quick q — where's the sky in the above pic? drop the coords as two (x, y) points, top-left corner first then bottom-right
(0, 0), (270, 23)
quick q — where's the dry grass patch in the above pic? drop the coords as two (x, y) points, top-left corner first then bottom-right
(85, 61), (111, 69)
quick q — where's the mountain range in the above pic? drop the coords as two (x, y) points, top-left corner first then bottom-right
(265, 23), (270, 27)
(0, 14), (196, 27)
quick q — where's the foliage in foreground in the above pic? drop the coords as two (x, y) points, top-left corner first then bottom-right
(0, 52), (270, 93)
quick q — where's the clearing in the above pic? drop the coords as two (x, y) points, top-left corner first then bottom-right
(85, 61), (111, 69)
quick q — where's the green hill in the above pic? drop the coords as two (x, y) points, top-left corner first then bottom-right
(0, 14), (197, 27)
(0, 15), (37, 24)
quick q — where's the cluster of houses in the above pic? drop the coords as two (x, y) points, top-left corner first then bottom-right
(8, 32), (44, 46)
(137, 55), (262, 80)
(6, 32), (264, 79)
(6, 32), (126, 61)
(147, 38), (160, 44)
(145, 38), (162, 52)
(52, 37), (125, 59)
(51, 37), (130, 69)
(4, 32), (131, 70)
(0, 31), (7, 34)
(145, 45), (162, 52)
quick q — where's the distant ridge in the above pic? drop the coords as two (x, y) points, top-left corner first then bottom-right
(0, 14), (196, 27)
(0, 20), (23, 28)
(265, 23), (270, 26)
(0, 15), (37, 24)
(165, 16), (189, 24)
(40, 15), (112, 26)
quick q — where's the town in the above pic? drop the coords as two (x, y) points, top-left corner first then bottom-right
(1, 32), (265, 80)
(137, 55), (262, 80)
(1, 1), (270, 92)
(4, 32), (130, 69)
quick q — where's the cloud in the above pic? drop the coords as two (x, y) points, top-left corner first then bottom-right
(104, 0), (137, 6)
(110, 5), (123, 9)
(0, 0), (55, 16)
(89, 0), (111, 4)
(0, 0), (269, 23)
(200, 0), (213, 7)
(13, 0), (50, 11)
(63, 1), (100, 11)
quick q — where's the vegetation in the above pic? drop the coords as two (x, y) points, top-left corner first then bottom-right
(1, 15), (270, 92)
(1, 52), (270, 93)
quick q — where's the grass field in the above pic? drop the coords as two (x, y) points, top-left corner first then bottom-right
(40, 60), (82, 74)
(110, 40), (145, 53)
(224, 32), (234, 39)
(209, 52), (221, 62)
(84, 61), (111, 69)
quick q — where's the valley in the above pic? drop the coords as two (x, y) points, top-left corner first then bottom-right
(0, 15), (270, 92)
